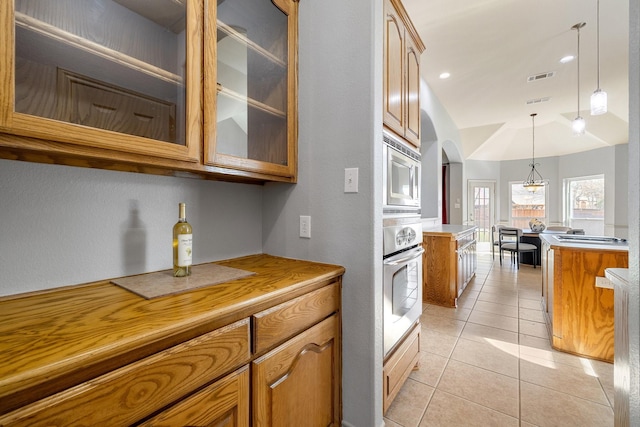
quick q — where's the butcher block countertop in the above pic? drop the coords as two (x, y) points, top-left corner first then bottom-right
(0, 254), (345, 415)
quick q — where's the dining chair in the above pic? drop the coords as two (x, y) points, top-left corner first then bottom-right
(490, 225), (500, 259)
(499, 227), (538, 268)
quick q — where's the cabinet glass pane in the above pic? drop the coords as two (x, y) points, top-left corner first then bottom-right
(14, 0), (187, 145)
(216, 0), (288, 166)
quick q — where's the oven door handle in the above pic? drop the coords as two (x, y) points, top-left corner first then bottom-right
(383, 246), (425, 266)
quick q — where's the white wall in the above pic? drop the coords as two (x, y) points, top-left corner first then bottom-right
(262, 0), (382, 425)
(0, 159), (263, 296)
(420, 81), (464, 223)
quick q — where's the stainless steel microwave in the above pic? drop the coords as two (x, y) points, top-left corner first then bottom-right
(383, 131), (421, 214)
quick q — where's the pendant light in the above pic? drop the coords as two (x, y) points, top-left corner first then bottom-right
(523, 113), (545, 193)
(572, 22), (586, 136)
(591, 0), (607, 115)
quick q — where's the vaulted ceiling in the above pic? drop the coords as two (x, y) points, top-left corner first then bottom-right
(403, 0), (629, 161)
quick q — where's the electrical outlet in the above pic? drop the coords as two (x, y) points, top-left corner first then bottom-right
(344, 168), (358, 193)
(300, 215), (311, 238)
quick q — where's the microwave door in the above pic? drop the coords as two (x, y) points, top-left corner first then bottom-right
(388, 152), (419, 207)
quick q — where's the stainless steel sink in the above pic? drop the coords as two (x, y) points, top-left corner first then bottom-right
(553, 235), (627, 244)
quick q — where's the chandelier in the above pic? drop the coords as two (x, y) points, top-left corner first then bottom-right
(523, 113), (544, 192)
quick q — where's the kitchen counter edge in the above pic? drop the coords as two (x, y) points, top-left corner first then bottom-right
(0, 253), (345, 414)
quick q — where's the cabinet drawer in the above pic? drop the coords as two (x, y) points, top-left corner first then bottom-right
(253, 281), (339, 354)
(139, 365), (250, 427)
(383, 322), (420, 413)
(0, 319), (250, 426)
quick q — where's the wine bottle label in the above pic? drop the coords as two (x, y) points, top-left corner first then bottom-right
(177, 234), (193, 266)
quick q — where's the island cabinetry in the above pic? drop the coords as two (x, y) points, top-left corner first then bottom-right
(540, 235), (628, 362)
(422, 226), (477, 307)
(0, 0), (299, 183)
(0, 254), (343, 426)
(383, 0), (425, 148)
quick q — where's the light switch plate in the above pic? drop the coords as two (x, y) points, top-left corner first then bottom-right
(344, 168), (358, 193)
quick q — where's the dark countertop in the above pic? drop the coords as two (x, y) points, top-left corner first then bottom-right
(539, 233), (629, 252)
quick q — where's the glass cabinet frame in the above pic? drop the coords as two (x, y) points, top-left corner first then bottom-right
(0, 0), (203, 163)
(204, 0), (298, 179)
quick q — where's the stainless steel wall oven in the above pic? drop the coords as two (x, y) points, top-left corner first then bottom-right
(383, 216), (423, 357)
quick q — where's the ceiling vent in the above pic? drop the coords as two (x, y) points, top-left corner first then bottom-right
(527, 71), (555, 82)
(526, 96), (551, 105)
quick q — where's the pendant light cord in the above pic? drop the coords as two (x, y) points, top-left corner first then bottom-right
(531, 113), (536, 164)
(596, 0), (601, 90)
(577, 25), (581, 113)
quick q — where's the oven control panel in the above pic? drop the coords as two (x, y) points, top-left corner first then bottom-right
(396, 227), (417, 246)
(383, 218), (423, 257)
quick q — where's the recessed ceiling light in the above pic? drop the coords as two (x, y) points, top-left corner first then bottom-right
(439, 72), (451, 79)
(560, 55), (575, 64)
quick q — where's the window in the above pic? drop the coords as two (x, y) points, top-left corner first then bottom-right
(509, 182), (547, 229)
(564, 175), (605, 235)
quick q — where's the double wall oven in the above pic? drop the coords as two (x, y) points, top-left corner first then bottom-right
(382, 130), (423, 357)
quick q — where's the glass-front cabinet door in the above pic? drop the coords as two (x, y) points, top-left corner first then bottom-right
(0, 0), (202, 162)
(206, 0), (298, 179)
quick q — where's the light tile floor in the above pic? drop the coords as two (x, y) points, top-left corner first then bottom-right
(384, 252), (614, 427)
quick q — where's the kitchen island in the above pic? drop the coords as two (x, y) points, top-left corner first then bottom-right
(422, 224), (477, 307)
(540, 234), (628, 362)
(0, 254), (344, 426)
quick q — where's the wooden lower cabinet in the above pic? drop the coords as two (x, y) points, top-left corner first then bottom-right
(0, 256), (343, 427)
(253, 315), (341, 426)
(383, 322), (420, 413)
(540, 237), (627, 362)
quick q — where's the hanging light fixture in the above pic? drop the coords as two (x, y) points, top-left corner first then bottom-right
(523, 113), (545, 193)
(572, 22), (586, 136)
(591, 0), (607, 115)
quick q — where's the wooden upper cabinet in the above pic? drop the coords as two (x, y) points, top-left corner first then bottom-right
(0, 0), (202, 163)
(383, 0), (425, 148)
(205, 0), (298, 179)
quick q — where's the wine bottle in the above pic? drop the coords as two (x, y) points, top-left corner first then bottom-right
(173, 202), (193, 277)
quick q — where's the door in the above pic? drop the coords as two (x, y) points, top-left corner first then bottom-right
(252, 315), (340, 427)
(467, 180), (496, 252)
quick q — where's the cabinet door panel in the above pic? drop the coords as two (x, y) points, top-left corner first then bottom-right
(405, 38), (420, 146)
(0, 319), (250, 426)
(252, 315), (340, 427)
(207, 0), (297, 179)
(139, 366), (250, 427)
(383, 1), (404, 137)
(2, 0), (202, 161)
